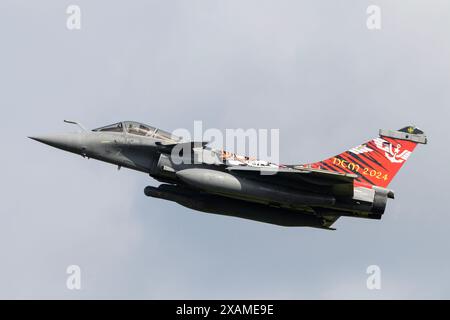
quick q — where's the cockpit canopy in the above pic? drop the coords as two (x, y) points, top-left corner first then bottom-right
(93, 121), (181, 142)
(92, 122), (123, 133)
(123, 121), (156, 136)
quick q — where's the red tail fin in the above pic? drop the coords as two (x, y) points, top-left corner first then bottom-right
(307, 126), (427, 188)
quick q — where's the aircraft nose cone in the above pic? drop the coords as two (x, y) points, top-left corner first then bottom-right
(29, 133), (83, 153)
(28, 135), (53, 145)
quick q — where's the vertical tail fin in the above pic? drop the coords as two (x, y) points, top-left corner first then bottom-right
(306, 126), (427, 188)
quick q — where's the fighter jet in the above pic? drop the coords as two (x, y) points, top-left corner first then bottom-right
(30, 121), (427, 230)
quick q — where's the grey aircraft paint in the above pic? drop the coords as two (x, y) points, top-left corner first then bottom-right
(30, 120), (426, 230)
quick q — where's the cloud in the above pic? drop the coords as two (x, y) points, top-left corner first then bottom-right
(1, 0), (449, 299)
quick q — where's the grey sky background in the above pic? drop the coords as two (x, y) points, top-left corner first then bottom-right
(0, 0), (449, 299)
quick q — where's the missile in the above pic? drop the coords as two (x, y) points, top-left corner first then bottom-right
(175, 168), (335, 207)
(144, 185), (330, 228)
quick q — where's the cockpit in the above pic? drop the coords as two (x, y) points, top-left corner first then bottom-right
(124, 121), (156, 136)
(92, 121), (181, 142)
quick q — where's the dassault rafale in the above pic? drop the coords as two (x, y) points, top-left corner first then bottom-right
(30, 121), (427, 230)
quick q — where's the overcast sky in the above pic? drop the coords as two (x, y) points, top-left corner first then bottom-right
(1, 0), (449, 299)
